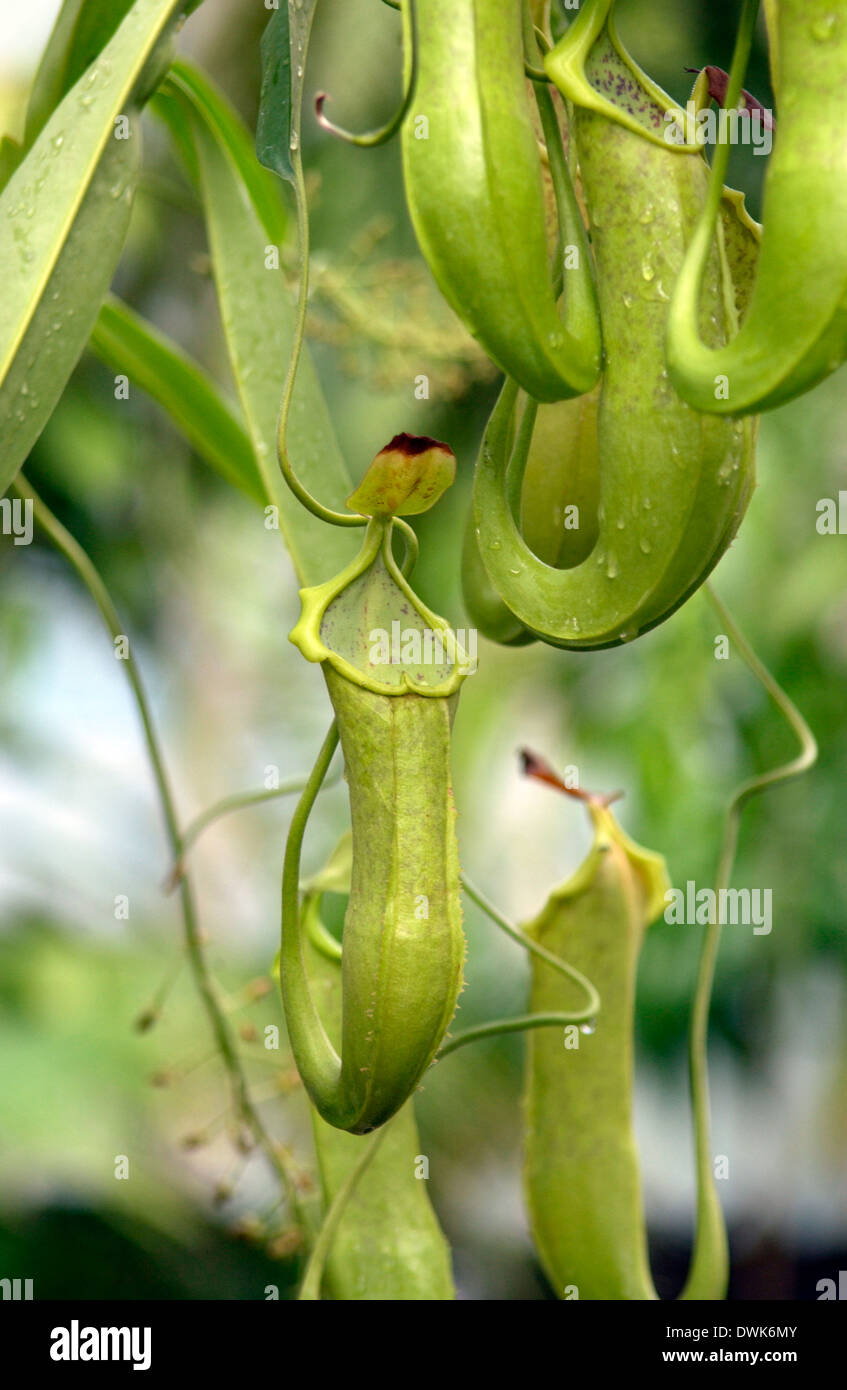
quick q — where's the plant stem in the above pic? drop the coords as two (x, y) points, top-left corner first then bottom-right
(12, 472), (304, 1219)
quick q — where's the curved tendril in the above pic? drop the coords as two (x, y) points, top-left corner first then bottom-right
(304, 893), (344, 962)
(315, 0), (416, 146)
(522, 2), (594, 317)
(506, 394), (538, 517)
(315, 90), (410, 148)
(436, 874), (600, 1062)
(279, 722), (346, 1109)
(666, 0), (759, 386)
(298, 1122), (391, 1299)
(393, 515), (420, 578)
(436, 1012), (591, 1061)
(276, 32), (365, 528)
(165, 772), (341, 889)
(681, 584), (818, 1301)
(12, 473), (305, 1215)
(461, 873), (600, 1019)
(696, 0), (760, 264)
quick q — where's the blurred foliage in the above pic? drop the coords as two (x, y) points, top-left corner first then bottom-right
(0, 0), (844, 1299)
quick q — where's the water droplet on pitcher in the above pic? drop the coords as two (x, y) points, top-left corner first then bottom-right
(811, 14), (838, 42)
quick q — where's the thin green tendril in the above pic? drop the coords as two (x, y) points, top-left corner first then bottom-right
(298, 1121), (392, 1299)
(12, 473), (305, 1217)
(316, 0), (417, 147)
(433, 875), (600, 1061)
(681, 583), (818, 1301)
(461, 873), (600, 1016)
(166, 770), (342, 890)
(276, 23), (365, 528)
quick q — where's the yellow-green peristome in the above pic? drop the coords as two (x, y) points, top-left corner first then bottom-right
(282, 489), (471, 1133)
(523, 801), (669, 1300)
(471, 0), (759, 650)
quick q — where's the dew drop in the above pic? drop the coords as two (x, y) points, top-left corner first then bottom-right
(811, 14), (837, 42)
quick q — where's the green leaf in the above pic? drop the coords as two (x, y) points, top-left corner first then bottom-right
(163, 60), (288, 246)
(23, 0), (136, 150)
(22, 0), (207, 149)
(89, 295), (266, 506)
(148, 87), (200, 187)
(163, 62), (358, 586)
(0, 137), (23, 194)
(256, 0), (318, 184)
(0, 0), (190, 499)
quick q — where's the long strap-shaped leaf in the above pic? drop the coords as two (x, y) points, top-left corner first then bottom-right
(23, 0), (137, 150)
(160, 62), (359, 586)
(89, 295), (266, 506)
(0, 0), (191, 498)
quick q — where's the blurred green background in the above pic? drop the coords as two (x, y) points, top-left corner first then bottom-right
(0, 0), (844, 1300)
